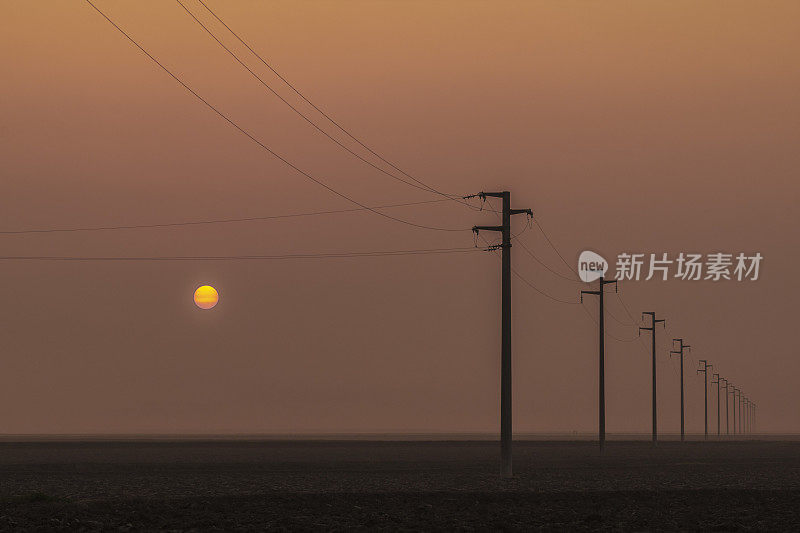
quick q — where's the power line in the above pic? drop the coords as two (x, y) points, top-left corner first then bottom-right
(515, 238), (582, 283)
(0, 199), (451, 235)
(176, 0), (445, 197)
(477, 234), (578, 306)
(194, 0), (465, 204)
(533, 218), (578, 276)
(615, 292), (641, 324)
(85, 0), (467, 233)
(580, 303), (640, 342)
(604, 302), (638, 327)
(512, 267), (580, 305)
(0, 246), (481, 262)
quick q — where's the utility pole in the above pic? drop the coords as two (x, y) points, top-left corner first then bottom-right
(697, 360), (712, 440)
(581, 276), (618, 451)
(731, 387), (738, 436)
(720, 378), (729, 436)
(711, 373), (721, 437)
(640, 312), (665, 445)
(746, 399), (750, 434)
(739, 392), (744, 436)
(741, 395), (747, 436)
(742, 397), (747, 435)
(669, 339), (690, 442)
(469, 191), (532, 478)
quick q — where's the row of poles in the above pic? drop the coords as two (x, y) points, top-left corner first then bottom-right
(467, 191), (756, 478)
(588, 293), (756, 450)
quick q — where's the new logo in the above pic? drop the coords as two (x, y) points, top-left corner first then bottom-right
(578, 251), (608, 283)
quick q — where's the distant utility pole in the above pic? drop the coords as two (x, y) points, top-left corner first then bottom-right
(747, 398), (752, 435)
(640, 312), (665, 444)
(669, 339), (690, 442)
(697, 360), (712, 440)
(581, 276), (618, 451)
(742, 396), (747, 436)
(711, 373), (721, 437)
(720, 378), (729, 436)
(469, 191), (532, 479)
(731, 387), (738, 436)
(742, 397), (747, 435)
(745, 399), (750, 434)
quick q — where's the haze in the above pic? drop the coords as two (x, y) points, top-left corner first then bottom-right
(0, 1), (797, 435)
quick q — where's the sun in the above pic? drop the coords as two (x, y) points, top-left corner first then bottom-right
(194, 285), (219, 310)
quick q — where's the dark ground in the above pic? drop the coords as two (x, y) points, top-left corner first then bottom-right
(0, 439), (798, 531)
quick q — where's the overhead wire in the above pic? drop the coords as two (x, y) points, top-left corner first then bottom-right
(0, 246), (482, 262)
(0, 198), (452, 235)
(579, 302), (641, 342)
(193, 0), (471, 207)
(84, 0), (468, 234)
(176, 0), (445, 197)
(533, 217), (579, 276)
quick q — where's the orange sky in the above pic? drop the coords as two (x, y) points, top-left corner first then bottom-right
(0, 1), (798, 434)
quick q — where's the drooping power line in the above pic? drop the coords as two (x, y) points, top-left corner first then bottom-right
(0, 199), (451, 235)
(84, 0), (467, 234)
(0, 246), (482, 262)
(176, 0), (444, 197)
(193, 0), (466, 204)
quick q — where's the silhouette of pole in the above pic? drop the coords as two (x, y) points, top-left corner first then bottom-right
(711, 373), (721, 437)
(469, 191), (532, 478)
(731, 386), (738, 436)
(740, 395), (746, 436)
(720, 378), (729, 436)
(697, 360), (712, 440)
(743, 397), (748, 435)
(669, 339), (690, 442)
(581, 276), (618, 450)
(745, 399), (750, 434)
(739, 392), (744, 436)
(747, 398), (752, 434)
(639, 312), (665, 444)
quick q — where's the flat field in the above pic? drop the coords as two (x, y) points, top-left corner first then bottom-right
(0, 439), (798, 530)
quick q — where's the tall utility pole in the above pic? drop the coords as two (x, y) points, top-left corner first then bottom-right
(697, 360), (712, 440)
(669, 339), (690, 442)
(720, 378), (729, 436)
(640, 312), (665, 444)
(469, 191), (532, 478)
(711, 373), (721, 437)
(731, 387), (738, 436)
(581, 276), (618, 451)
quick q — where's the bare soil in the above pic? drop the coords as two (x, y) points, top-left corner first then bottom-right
(0, 440), (798, 530)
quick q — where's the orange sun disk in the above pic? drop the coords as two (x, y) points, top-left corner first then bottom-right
(194, 285), (219, 310)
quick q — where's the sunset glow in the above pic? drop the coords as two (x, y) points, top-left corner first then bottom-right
(193, 285), (218, 310)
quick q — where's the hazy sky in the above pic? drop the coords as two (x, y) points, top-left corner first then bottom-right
(1, 1), (798, 434)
